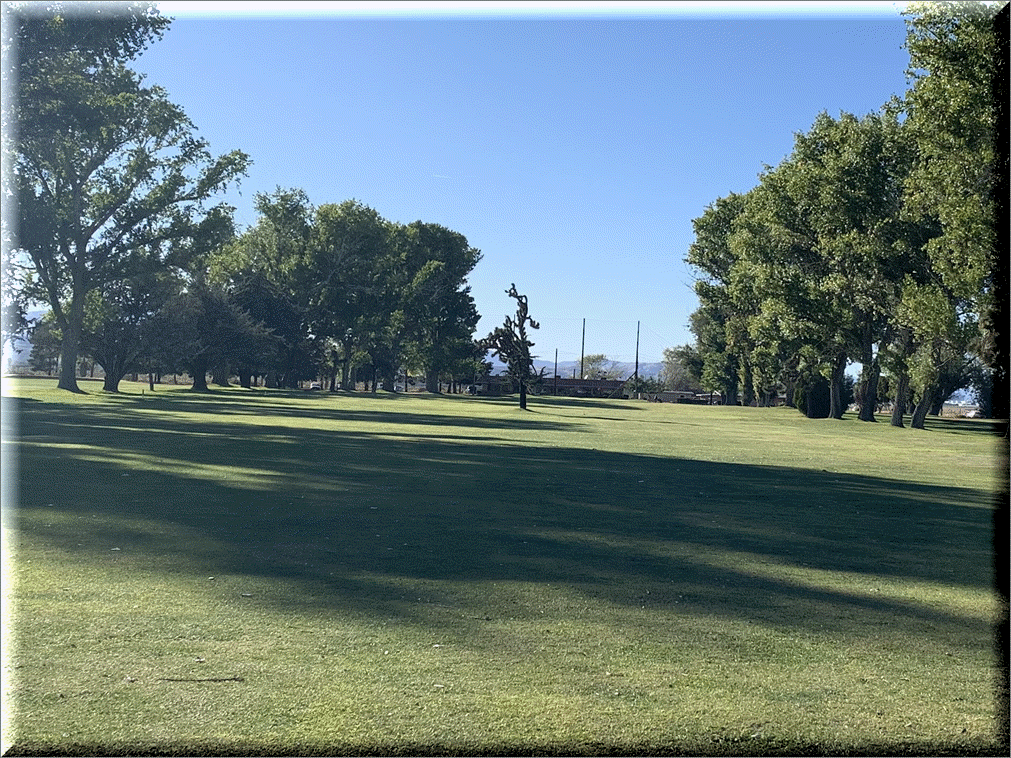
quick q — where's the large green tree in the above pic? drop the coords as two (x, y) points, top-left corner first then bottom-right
(80, 266), (181, 391)
(210, 188), (318, 388)
(212, 193), (485, 393)
(685, 193), (750, 405)
(902, 1), (997, 308)
(307, 200), (393, 391)
(790, 110), (927, 421)
(898, 0), (1000, 427)
(8, 1), (249, 391)
(397, 221), (482, 393)
(679, 2), (998, 428)
(148, 282), (274, 392)
(730, 111), (927, 419)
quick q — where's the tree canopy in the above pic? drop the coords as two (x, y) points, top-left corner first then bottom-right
(7, 0), (250, 391)
(680, 1), (1002, 425)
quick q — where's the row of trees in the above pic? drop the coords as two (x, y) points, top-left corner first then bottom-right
(678, 1), (1003, 427)
(203, 190), (485, 394)
(3, 2), (485, 393)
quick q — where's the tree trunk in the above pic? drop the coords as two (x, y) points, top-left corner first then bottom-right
(857, 359), (881, 422)
(190, 357), (210, 392)
(739, 359), (753, 407)
(92, 350), (124, 393)
(910, 384), (935, 429)
(212, 364), (230, 386)
(519, 380), (527, 410)
(57, 316), (83, 392)
(340, 335), (354, 390)
(829, 351), (848, 419)
(890, 370), (910, 427)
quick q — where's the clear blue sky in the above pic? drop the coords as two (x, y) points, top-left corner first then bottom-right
(135, 1), (913, 366)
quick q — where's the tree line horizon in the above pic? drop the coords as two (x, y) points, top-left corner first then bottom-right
(3, 2), (1005, 424)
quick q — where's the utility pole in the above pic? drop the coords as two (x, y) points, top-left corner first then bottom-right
(554, 348), (558, 395)
(580, 318), (585, 380)
(634, 321), (640, 384)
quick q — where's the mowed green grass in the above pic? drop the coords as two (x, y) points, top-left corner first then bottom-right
(2, 377), (1005, 755)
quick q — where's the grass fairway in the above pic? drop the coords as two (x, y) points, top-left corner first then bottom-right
(2, 377), (1005, 755)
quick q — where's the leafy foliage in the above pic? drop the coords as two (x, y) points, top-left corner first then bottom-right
(207, 192), (483, 391)
(680, 2), (1000, 424)
(148, 283), (275, 392)
(8, 1), (249, 391)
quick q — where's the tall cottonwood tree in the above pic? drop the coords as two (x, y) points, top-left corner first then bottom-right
(398, 221), (482, 393)
(685, 192), (750, 404)
(727, 111), (928, 419)
(899, 0), (1000, 427)
(9, 2), (249, 391)
(788, 110), (927, 421)
(307, 200), (393, 390)
(210, 188), (318, 388)
(679, 3), (996, 425)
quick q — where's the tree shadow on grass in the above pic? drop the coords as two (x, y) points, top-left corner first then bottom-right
(497, 395), (647, 412)
(75, 389), (585, 433)
(8, 394), (998, 648)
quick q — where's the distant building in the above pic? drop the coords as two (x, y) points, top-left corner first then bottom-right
(472, 374), (513, 396)
(655, 391), (697, 403)
(472, 374), (629, 398)
(544, 377), (628, 397)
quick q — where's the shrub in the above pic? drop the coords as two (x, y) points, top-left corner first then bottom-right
(796, 375), (831, 418)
